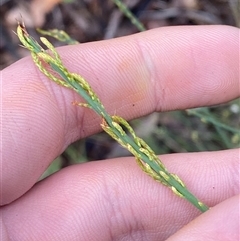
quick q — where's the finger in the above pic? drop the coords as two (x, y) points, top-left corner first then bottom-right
(2, 149), (239, 240)
(2, 25), (239, 204)
(166, 195), (239, 241)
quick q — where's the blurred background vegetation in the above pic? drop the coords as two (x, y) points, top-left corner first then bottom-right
(1, 0), (239, 178)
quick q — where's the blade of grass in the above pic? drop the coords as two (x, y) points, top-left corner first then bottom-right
(187, 108), (240, 134)
(112, 0), (146, 32)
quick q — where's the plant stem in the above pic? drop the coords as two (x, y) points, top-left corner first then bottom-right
(112, 0), (146, 32)
(16, 20), (209, 213)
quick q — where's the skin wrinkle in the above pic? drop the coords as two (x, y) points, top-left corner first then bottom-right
(100, 173), (116, 240)
(104, 174), (129, 240)
(135, 34), (172, 113)
(103, 181), (148, 241)
(133, 37), (159, 113)
(144, 37), (180, 112)
(113, 46), (151, 115)
(154, 30), (194, 111)
(119, 206), (142, 241)
(100, 165), (147, 241)
(124, 209), (148, 241)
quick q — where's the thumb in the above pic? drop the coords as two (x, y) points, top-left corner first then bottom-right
(166, 195), (239, 241)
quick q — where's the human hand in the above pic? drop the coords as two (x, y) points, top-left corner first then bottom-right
(1, 25), (239, 240)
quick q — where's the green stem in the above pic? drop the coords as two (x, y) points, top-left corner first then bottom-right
(187, 109), (240, 133)
(112, 0), (146, 32)
(17, 21), (209, 213)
